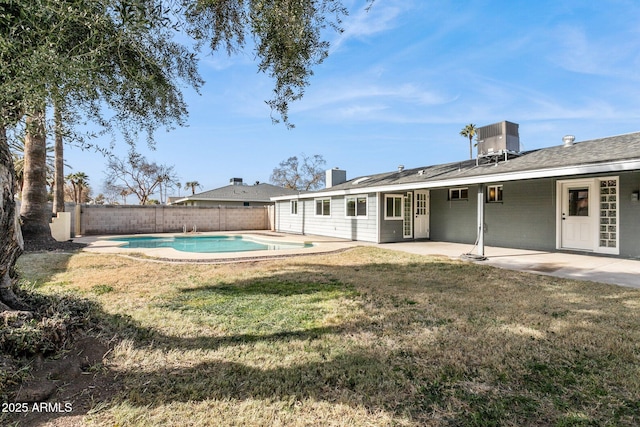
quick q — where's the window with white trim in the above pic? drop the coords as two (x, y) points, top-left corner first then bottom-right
(346, 196), (367, 217)
(486, 185), (503, 202)
(384, 195), (403, 220)
(449, 187), (469, 201)
(315, 198), (331, 216)
(290, 200), (298, 215)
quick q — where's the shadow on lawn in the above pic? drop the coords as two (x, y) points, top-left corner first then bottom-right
(9, 256), (640, 426)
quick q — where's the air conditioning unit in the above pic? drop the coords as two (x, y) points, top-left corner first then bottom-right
(477, 121), (520, 156)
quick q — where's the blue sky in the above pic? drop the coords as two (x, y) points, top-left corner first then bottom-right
(66, 0), (640, 200)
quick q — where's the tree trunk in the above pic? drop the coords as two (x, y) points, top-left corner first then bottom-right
(0, 126), (29, 311)
(53, 103), (65, 214)
(20, 109), (54, 240)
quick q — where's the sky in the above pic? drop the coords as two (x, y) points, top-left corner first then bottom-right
(64, 0), (640, 201)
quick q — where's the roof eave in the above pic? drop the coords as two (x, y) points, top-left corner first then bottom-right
(271, 159), (640, 200)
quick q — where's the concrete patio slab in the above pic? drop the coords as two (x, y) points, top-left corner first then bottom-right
(375, 241), (640, 289)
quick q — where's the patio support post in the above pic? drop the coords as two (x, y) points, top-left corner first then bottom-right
(477, 184), (485, 257)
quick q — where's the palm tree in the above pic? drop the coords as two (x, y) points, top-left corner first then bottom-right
(9, 134), (56, 196)
(185, 181), (201, 195)
(66, 172), (89, 204)
(119, 188), (131, 205)
(460, 123), (478, 160)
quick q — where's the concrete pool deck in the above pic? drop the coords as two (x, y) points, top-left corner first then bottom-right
(75, 231), (359, 262)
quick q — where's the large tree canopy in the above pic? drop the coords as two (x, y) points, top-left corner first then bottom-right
(185, 0), (347, 126)
(104, 151), (179, 205)
(0, 0), (353, 311)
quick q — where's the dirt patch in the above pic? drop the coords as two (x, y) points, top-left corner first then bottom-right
(23, 236), (87, 253)
(5, 336), (119, 427)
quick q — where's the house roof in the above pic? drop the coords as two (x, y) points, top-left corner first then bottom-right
(172, 183), (298, 204)
(273, 131), (640, 200)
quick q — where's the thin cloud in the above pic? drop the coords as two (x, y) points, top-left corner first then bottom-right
(330, 1), (406, 52)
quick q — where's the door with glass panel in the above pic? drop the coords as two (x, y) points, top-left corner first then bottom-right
(561, 182), (594, 250)
(414, 190), (430, 239)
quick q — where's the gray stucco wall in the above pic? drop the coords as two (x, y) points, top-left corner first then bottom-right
(619, 171), (640, 258)
(429, 187), (478, 244)
(430, 179), (557, 250)
(483, 179), (557, 250)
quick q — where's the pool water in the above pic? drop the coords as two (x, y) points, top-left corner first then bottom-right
(109, 235), (312, 253)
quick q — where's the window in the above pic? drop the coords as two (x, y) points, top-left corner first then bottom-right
(346, 196), (367, 217)
(385, 195), (403, 220)
(569, 188), (589, 216)
(243, 202), (250, 207)
(315, 198), (331, 216)
(290, 200), (298, 215)
(486, 185), (503, 203)
(449, 187), (468, 201)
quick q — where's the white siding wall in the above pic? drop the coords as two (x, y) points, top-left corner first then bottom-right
(276, 194), (378, 242)
(275, 200), (305, 234)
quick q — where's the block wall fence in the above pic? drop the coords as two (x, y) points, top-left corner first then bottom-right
(68, 205), (275, 236)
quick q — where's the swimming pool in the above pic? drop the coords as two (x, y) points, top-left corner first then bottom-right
(109, 235), (313, 253)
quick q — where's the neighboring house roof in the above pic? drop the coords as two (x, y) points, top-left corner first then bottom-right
(273, 132), (640, 200)
(172, 183), (299, 204)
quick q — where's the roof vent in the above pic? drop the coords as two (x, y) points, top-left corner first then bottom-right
(398, 165), (405, 172)
(562, 135), (575, 147)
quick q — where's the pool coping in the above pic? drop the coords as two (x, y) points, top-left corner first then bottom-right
(74, 231), (358, 263)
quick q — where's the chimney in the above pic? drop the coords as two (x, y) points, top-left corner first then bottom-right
(562, 135), (575, 147)
(230, 177), (243, 185)
(326, 168), (346, 189)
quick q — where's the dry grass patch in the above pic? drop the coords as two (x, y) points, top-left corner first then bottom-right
(6, 246), (640, 426)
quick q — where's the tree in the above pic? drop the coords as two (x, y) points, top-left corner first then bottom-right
(460, 123), (478, 160)
(92, 193), (106, 205)
(157, 171), (180, 204)
(20, 111), (50, 237)
(0, 0), (352, 311)
(119, 189), (131, 205)
(104, 151), (178, 205)
(65, 172), (90, 204)
(0, 127), (28, 312)
(4, 0), (202, 243)
(184, 0), (348, 128)
(185, 181), (202, 195)
(8, 132), (56, 196)
(270, 154), (326, 191)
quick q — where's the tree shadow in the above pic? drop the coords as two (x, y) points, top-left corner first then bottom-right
(7, 256), (640, 425)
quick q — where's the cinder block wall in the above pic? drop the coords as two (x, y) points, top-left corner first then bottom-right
(78, 205), (272, 235)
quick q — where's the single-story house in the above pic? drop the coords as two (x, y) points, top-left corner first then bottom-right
(170, 178), (298, 207)
(271, 122), (640, 259)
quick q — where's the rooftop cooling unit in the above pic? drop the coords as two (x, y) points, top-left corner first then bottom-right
(477, 121), (520, 157)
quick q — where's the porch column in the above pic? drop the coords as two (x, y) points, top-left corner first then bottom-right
(477, 184), (485, 257)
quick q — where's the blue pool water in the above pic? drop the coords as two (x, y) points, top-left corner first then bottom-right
(109, 235), (312, 253)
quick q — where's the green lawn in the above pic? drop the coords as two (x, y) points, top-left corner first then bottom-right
(5, 247), (640, 426)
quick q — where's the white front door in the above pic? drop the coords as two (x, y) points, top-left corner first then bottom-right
(560, 182), (595, 251)
(414, 190), (430, 239)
